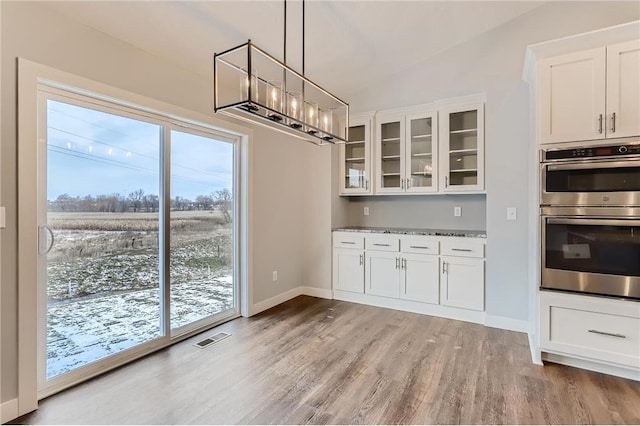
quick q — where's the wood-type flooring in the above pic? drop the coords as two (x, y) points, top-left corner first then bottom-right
(15, 296), (640, 424)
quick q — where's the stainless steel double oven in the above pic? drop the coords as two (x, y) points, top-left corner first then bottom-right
(540, 142), (640, 300)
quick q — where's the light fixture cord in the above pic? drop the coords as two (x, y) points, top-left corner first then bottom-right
(283, 0), (287, 65)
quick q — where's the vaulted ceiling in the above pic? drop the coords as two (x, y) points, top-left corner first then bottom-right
(43, 1), (544, 99)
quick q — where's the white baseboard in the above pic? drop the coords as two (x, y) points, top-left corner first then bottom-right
(299, 286), (333, 299)
(333, 290), (486, 325)
(250, 287), (304, 316)
(529, 332), (543, 365)
(484, 314), (529, 333)
(542, 352), (640, 381)
(1, 398), (19, 424)
(249, 286), (334, 316)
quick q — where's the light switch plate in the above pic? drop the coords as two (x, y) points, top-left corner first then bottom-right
(507, 207), (517, 221)
(0, 207), (5, 229)
(363, 207), (369, 216)
(454, 206), (462, 217)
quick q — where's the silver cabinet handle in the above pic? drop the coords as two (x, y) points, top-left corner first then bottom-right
(611, 112), (616, 133)
(401, 179), (405, 190)
(598, 114), (603, 134)
(588, 329), (626, 339)
(373, 243), (390, 247)
(445, 176), (449, 188)
(365, 179), (369, 190)
(395, 257), (400, 269)
(359, 254), (364, 266)
(341, 241), (356, 245)
(406, 178), (411, 189)
(451, 248), (473, 252)
(410, 245), (430, 249)
(39, 225), (55, 255)
(401, 258), (406, 269)
(442, 261), (448, 274)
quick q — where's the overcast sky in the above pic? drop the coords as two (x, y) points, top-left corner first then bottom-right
(47, 100), (233, 201)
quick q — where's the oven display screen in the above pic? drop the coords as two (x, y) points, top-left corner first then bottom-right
(596, 147), (612, 156)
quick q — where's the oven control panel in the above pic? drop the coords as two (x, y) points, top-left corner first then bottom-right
(544, 143), (640, 161)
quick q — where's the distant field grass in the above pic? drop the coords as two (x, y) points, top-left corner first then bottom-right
(48, 210), (226, 231)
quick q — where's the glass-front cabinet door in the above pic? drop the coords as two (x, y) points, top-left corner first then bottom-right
(405, 111), (438, 193)
(339, 113), (373, 195)
(375, 113), (405, 194)
(441, 102), (485, 192)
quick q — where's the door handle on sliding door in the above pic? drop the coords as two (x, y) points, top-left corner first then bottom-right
(39, 225), (55, 255)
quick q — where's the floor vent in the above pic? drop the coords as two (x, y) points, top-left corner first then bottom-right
(194, 332), (231, 349)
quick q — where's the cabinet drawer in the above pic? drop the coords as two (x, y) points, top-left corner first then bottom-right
(365, 236), (400, 252)
(401, 237), (439, 255)
(441, 239), (485, 258)
(545, 306), (640, 368)
(333, 233), (364, 249)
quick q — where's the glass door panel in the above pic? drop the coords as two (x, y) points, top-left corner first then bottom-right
(448, 109), (478, 187)
(345, 125), (366, 190)
(45, 99), (162, 380)
(407, 116), (435, 190)
(380, 121), (402, 189)
(170, 130), (235, 332)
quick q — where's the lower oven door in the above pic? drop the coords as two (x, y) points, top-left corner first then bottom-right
(541, 216), (640, 299)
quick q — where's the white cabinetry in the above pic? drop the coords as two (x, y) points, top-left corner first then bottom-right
(332, 231), (485, 320)
(539, 40), (640, 143)
(440, 102), (485, 192)
(332, 233), (364, 293)
(374, 109), (439, 194)
(339, 113), (374, 195)
(540, 291), (640, 373)
(440, 238), (485, 311)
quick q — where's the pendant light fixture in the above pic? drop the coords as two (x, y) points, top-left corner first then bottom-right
(213, 0), (349, 145)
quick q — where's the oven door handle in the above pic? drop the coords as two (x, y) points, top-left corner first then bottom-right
(545, 159), (639, 171)
(547, 217), (640, 226)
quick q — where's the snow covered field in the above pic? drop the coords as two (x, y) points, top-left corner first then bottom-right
(46, 211), (233, 378)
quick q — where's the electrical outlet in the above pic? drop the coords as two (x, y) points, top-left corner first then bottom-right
(454, 206), (462, 217)
(507, 207), (517, 221)
(363, 207), (369, 216)
(272, 270), (278, 281)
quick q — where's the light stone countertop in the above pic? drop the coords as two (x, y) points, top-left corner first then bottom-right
(333, 226), (487, 239)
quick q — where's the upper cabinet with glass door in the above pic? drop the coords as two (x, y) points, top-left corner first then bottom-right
(440, 102), (485, 192)
(339, 113), (374, 195)
(374, 109), (438, 194)
(375, 112), (405, 194)
(405, 111), (438, 193)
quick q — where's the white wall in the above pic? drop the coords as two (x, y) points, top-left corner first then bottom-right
(0, 1), (332, 404)
(342, 1), (640, 322)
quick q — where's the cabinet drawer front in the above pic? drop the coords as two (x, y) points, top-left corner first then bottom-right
(401, 237), (439, 255)
(547, 306), (640, 368)
(333, 233), (364, 249)
(365, 236), (400, 252)
(441, 239), (485, 258)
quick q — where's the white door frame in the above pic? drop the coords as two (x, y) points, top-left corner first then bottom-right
(17, 58), (253, 417)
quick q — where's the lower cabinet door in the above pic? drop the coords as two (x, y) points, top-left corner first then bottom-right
(400, 253), (439, 304)
(365, 251), (400, 298)
(333, 248), (364, 293)
(440, 256), (484, 311)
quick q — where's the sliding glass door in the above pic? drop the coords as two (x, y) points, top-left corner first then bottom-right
(38, 91), (239, 396)
(169, 130), (236, 333)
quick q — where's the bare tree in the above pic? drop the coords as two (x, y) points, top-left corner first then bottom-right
(213, 189), (233, 223)
(129, 189), (145, 212)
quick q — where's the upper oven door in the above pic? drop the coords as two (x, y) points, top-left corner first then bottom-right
(541, 215), (640, 299)
(541, 159), (640, 206)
